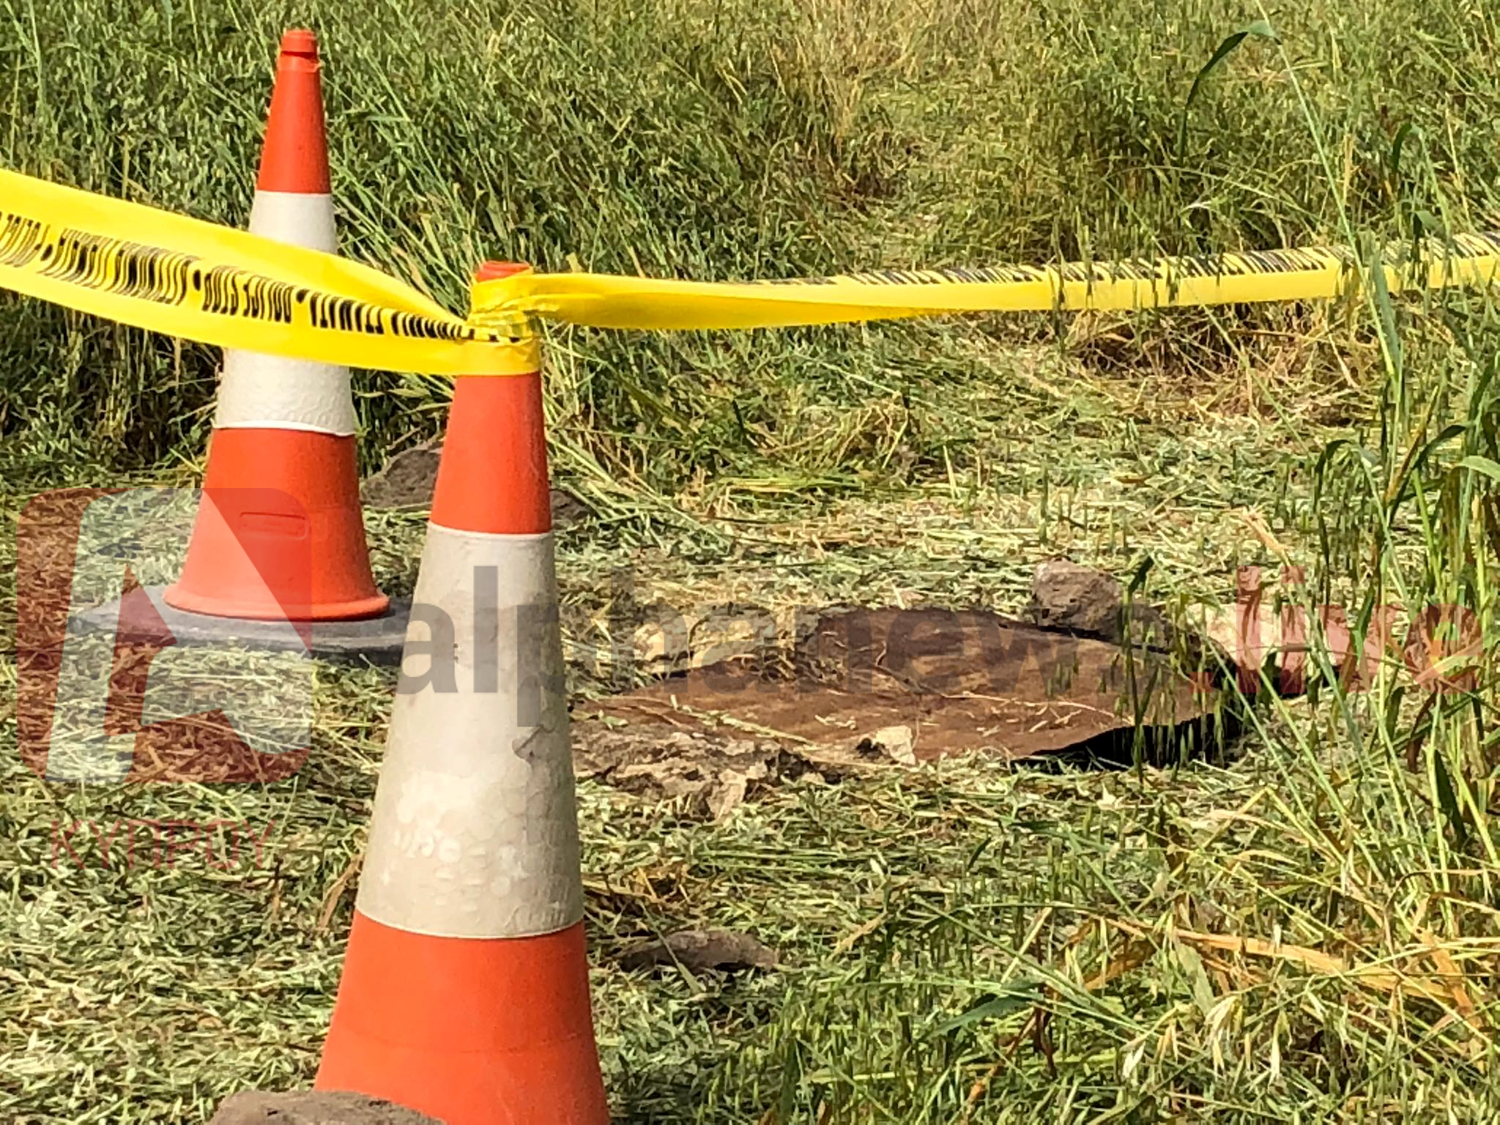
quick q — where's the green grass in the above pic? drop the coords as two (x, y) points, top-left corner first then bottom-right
(4, 0), (1500, 1120)
(3, 0), (1499, 486)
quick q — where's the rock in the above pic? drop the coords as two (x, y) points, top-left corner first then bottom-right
(1028, 559), (1176, 650)
(706, 769), (751, 819)
(208, 1091), (441, 1125)
(1029, 560), (1123, 636)
(619, 928), (779, 973)
(362, 441), (587, 526)
(854, 724), (916, 765)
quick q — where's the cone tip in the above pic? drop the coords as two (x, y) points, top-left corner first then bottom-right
(475, 261), (532, 281)
(259, 28), (331, 194)
(280, 28), (319, 61)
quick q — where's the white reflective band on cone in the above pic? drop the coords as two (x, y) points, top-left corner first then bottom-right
(214, 351), (357, 434)
(356, 525), (584, 939)
(213, 190), (356, 435)
(244, 190), (338, 253)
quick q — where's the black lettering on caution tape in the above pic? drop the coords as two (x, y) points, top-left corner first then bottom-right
(0, 212), (46, 266)
(751, 241), (1424, 293)
(0, 207), (518, 346)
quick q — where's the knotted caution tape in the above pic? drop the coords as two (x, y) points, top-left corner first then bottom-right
(4, 167), (1499, 375)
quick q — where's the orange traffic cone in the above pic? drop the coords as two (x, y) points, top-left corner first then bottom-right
(316, 263), (608, 1124)
(164, 29), (387, 622)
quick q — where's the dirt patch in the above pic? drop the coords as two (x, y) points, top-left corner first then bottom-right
(574, 729), (814, 819)
(618, 928), (779, 973)
(362, 440), (588, 526)
(208, 1092), (439, 1124)
(583, 606), (1223, 767)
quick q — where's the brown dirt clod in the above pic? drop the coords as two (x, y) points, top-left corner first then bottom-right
(207, 1091), (441, 1125)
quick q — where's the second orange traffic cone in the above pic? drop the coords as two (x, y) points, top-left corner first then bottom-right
(165, 29), (387, 622)
(316, 263), (608, 1123)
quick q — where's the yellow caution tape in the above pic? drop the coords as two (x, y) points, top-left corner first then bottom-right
(0, 169), (538, 375)
(473, 235), (1500, 330)
(4, 166), (1500, 374)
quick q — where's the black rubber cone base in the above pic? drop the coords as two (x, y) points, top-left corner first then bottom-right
(72, 585), (410, 665)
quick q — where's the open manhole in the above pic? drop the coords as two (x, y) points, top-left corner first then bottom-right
(574, 606), (1232, 816)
